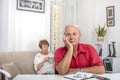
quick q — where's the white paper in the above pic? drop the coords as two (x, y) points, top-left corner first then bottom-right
(64, 72), (93, 80)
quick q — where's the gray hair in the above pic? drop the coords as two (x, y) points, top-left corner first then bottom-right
(65, 24), (79, 30)
(64, 24), (81, 35)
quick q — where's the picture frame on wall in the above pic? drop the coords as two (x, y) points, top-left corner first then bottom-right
(17, 0), (45, 13)
(106, 6), (115, 27)
(107, 19), (115, 27)
(106, 6), (114, 19)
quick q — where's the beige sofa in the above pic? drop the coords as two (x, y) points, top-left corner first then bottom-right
(0, 51), (37, 80)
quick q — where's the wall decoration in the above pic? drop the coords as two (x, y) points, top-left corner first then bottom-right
(106, 6), (115, 27)
(17, 0), (45, 13)
(106, 6), (114, 19)
(107, 19), (115, 27)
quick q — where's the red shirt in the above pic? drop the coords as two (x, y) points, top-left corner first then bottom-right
(54, 43), (103, 74)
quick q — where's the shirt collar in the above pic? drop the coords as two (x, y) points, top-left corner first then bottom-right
(64, 43), (86, 54)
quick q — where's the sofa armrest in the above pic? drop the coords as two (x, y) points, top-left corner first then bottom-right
(0, 69), (11, 80)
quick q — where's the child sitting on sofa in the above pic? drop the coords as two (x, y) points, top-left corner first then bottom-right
(34, 39), (54, 74)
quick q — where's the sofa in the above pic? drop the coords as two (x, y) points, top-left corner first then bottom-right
(0, 51), (37, 80)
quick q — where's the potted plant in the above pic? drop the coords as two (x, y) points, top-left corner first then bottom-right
(95, 25), (107, 42)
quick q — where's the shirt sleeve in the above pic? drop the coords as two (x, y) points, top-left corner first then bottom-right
(54, 48), (66, 74)
(87, 45), (104, 66)
(54, 48), (63, 67)
(34, 53), (44, 71)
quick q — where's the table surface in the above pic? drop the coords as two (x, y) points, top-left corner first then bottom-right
(13, 73), (120, 80)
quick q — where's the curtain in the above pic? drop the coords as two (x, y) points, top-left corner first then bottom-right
(50, 0), (82, 51)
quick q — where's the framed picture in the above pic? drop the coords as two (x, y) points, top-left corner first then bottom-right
(106, 6), (114, 19)
(107, 19), (115, 27)
(17, 0), (45, 13)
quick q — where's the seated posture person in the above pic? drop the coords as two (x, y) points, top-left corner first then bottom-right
(54, 24), (105, 75)
(34, 39), (54, 74)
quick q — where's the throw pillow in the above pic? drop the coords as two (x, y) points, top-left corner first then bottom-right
(1, 62), (21, 79)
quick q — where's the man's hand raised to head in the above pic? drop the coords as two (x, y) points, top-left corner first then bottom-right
(63, 35), (73, 50)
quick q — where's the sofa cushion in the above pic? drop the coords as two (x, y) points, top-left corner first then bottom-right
(0, 51), (36, 75)
(11, 52), (36, 74)
(1, 62), (20, 79)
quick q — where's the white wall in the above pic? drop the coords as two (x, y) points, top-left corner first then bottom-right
(0, 0), (9, 51)
(80, 0), (96, 43)
(95, 0), (120, 43)
(0, 0), (2, 44)
(94, 0), (120, 57)
(0, 0), (51, 51)
(0, 0), (1, 29)
(79, 0), (120, 56)
(80, 0), (120, 57)
(80, 0), (120, 43)
(1, 0), (120, 55)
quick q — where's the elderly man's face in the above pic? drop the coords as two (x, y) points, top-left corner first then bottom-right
(65, 25), (81, 46)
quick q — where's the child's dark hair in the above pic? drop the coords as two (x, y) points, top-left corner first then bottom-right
(39, 39), (49, 49)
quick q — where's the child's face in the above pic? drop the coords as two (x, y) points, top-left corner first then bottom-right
(41, 44), (48, 51)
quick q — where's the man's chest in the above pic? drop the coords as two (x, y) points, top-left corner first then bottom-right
(70, 54), (90, 68)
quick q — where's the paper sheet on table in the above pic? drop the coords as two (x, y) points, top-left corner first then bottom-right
(64, 72), (93, 80)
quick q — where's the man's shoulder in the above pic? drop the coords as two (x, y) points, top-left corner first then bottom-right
(55, 46), (66, 54)
(79, 43), (94, 49)
(79, 43), (91, 46)
(56, 46), (66, 50)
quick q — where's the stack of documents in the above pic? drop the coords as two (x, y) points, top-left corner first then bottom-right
(64, 72), (94, 80)
(64, 72), (110, 80)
